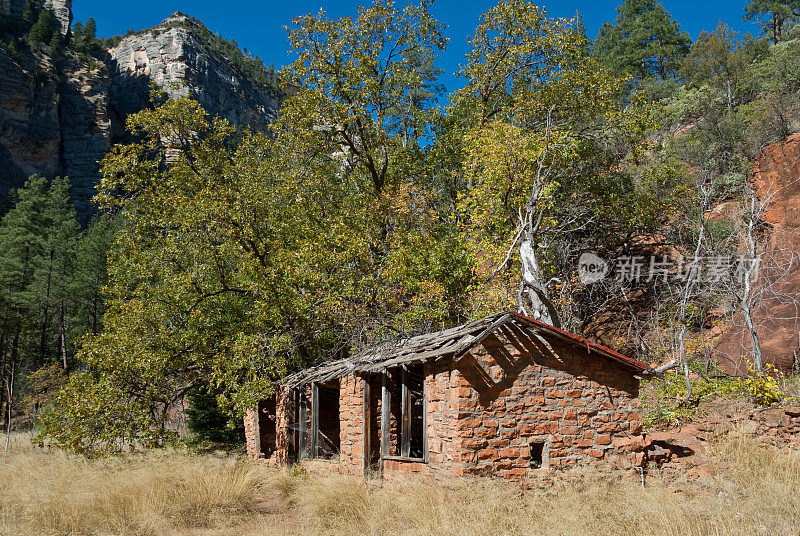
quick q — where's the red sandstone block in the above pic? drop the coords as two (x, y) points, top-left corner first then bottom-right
(532, 422), (558, 434)
(501, 418), (516, 427)
(525, 395), (545, 407)
(576, 439), (593, 448)
(475, 427), (496, 439)
(495, 460), (514, 470)
(504, 468), (527, 479)
(453, 438), (485, 449)
(518, 423), (536, 435)
(588, 449), (604, 459)
(478, 448), (499, 461)
(566, 389), (582, 398)
(599, 401), (614, 410)
(483, 419), (499, 429)
(596, 423), (620, 433)
(563, 409), (577, 421)
(460, 417), (482, 429)
(630, 421), (643, 435)
(451, 451), (479, 464)
(489, 439), (510, 448)
(545, 389), (564, 399)
(543, 378), (556, 387)
(596, 434), (612, 445)
(459, 399), (481, 411)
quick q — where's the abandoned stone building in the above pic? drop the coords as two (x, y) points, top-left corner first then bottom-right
(244, 311), (649, 480)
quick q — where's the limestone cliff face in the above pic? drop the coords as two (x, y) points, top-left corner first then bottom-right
(107, 13), (279, 131)
(0, 47), (62, 191)
(0, 8), (280, 218)
(1, 0), (71, 34)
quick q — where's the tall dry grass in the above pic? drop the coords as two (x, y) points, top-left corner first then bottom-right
(0, 434), (269, 536)
(1, 432), (798, 536)
(281, 433), (800, 536)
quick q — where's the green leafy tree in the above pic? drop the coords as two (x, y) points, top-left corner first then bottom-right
(594, 0), (691, 81)
(745, 0), (800, 44)
(451, 0), (679, 329)
(39, 49), (471, 454)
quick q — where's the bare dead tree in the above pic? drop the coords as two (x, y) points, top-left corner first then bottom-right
(717, 179), (800, 373)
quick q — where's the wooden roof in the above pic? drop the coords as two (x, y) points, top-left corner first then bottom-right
(285, 312), (649, 388)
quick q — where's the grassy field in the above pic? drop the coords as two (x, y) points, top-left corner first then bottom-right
(1, 432), (798, 536)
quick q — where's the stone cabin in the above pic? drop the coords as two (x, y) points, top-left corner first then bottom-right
(245, 312), (649, 480)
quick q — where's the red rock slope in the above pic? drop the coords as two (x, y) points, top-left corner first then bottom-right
(715, 134), (800, 374)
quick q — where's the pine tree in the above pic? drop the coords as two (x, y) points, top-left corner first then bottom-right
(27, 8), (53, 46)
(21, 0), (40, 31)
(745, 0), (800, 44)
(84, 17), (96, 41)
(70, 214), (115, 337)
(594, 0), (691, 81)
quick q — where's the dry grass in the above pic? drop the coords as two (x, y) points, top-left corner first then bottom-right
(0, 434), (271, 536)
(1, 432), (798, 536)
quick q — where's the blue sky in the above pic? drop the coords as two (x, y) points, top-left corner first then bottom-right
(73, 1), (764, 91)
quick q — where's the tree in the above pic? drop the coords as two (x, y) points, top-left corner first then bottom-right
(38, 44), (472, 453)
(27, 8), (54, 46)
(594, 0), (691, 81)
(451, 0), (674, 328)
(744, 0), (800, 44)
(682, 23), (748, 108)
(0, 176), (84, 448)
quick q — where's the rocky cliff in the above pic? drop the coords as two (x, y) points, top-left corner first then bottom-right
(715, 134), (800, 374)
(0, 7), (280, 218)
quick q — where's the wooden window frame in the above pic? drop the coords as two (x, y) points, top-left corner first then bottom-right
(380, 365), (427, 463)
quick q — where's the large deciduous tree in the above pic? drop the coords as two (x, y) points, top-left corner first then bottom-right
(451, 0), (678, 329)
(38, 0), (472, 455)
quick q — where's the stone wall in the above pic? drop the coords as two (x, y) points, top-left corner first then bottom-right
(378, 327), (642, 481)
(338, 375), (365, 474)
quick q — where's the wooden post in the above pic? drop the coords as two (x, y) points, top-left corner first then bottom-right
(310, 383), (319, 459)
(362, 377), (371, 476)
(422, 377), (429, 463)
(401, 366), (410, 458)
(381, 371), (390, 461)
(252, 403), (262, 458)
(299, 388), (307, 460)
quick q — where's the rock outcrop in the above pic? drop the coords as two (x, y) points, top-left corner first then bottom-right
(107, 13), (279, 131)
(0, 47), (62, 192)
(715, 133), (800, 374)
(1, 0), (71, 34)
(0, 7), (280, 219)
